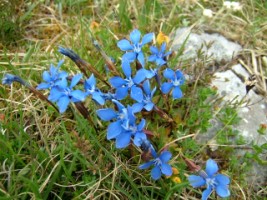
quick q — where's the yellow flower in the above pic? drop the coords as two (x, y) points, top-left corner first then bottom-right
(90, 21), (100, 31)
(172, 167), (179, 175)
(172, 176), (181, 184)
(156, 32), (170, 45)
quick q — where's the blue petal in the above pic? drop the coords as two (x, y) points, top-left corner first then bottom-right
(137, 119), (146, 130)
(132, 102), (144, 113)
(70, 74), (82, 88)
(188, 175), (206, 188)
(107, 121), (122, 139)
(137, 51), (145, 67)
(112, 99), (125, 112)
(133, 132), (147, 147)
(117, 39), (133, 51)
(215, 174), (230, 185)
(161, 82), (173, 94)
(150, 46), (159, 54)
(115, 132), (131, 148)
(160, 42), (167, 52)
(139, 161), (153, 170)
(130, 86), (143, 102)
(109, 77), (127, 88)
(42, 71), (51, 82)
(156, 58), (166, 66)
(202, 187), (213, 200)
(49, 64), (57, 76)
(205, 159), (219, 177)
(97, 108), (117, 121)
(85, 74), (96, 88)
(148, 54), (157, 62)
(151, 166), (161, 180)
(172, 86), (183, 99)
(92, 92), (105, 105)
(36, 82), (50, 90)
(144, 102), (154, 111)
(145, 69), (156, 79)
(56, 78), (68, 89)
(175, 70), (184, 79)
(141, 33), (154, 46)
(142, 80), (151, 95)
(130, 29), (141, 44)
(215, 185), (230, 198)
(71, 90), (86, 101)
(122, 61), (131, 78)
(133, 69), (147, 84)
(48, 87), (63, 102)
(57, 59), (64, 68)
(163, 68), (175, 80)
(159, 151), (172, 162)
(58, 71), (68, 79)
(161, 163), (172, 176)
(122, 52), (136, 62)
(57, 96), (70, 113)
(115, 87), (129, 100)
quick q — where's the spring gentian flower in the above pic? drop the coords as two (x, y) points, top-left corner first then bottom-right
(37, 60), (68, 90)
(109, 61), (147, 100)
(48, 74), (86, 113)
(97, 100), (136, 139)
(2, 74), (26, 86)
(117, 29), (154, 67)
(132, 80), (156, 112)
(161, 68), (184, 99)
(188, 159), (230, 200)
(148, 43), (171, 67)
(139, 150), (173, 180)
(84, 74), (105, 105)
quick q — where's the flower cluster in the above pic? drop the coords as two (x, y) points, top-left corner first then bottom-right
(2, 29), (231, 198)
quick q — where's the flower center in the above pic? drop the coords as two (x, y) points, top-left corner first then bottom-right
(206, 178), (217, 188)
(133, 43), (141, 53)
(153, 158), (162, 166)
(127, 77), (134, 88)
(172, 78), (181, 87)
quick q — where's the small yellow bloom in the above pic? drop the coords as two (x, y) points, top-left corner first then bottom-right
(156, 32), (170, 45)
(172, 176), (182, 183)
(90, 21), (100, 30)
(172, 167), (179, 175)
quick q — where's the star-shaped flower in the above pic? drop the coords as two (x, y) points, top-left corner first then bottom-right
(117, 29), (154, 67)
(188, 159), (230, 200)
(48, 74), (86, 113)
(139, 150), (173, 180)
(36, 60), (68, 90)
(84, 74), (105, 105)
(161, 68), (185, 99)
(148, 43), (171, 67)
(109, 61), (148, 100)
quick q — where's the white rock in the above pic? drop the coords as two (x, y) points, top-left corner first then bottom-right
(171, 27), (242, 63)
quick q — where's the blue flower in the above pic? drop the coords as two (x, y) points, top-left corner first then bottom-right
(109, 61), (148, 100)
(97, 100), (136, 138)
(2, 74), (26, 86)
(36, 60), (68, 90)
(139, 150), (173, 180)
(188, 159), (230, 200)
(132, 80), (156, 112)
(148, 43), (171, 67)
(161, 68), (185, 99)
(117, 29), (154, 67)
(84, 74), (105, 105)
(48, 74), (87, 113)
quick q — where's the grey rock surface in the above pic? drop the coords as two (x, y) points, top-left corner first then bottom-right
(171, 27), (242, 63)
(171, 27), (267, 189)
(202, 64), (267, 188)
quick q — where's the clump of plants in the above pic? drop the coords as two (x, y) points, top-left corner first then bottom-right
(2, 29), (231, 199)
